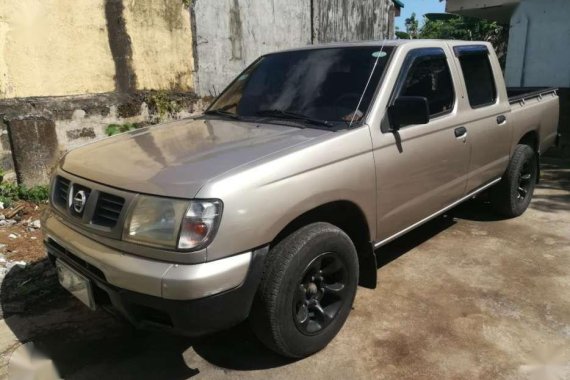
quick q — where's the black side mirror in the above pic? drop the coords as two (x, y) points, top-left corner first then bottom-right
(387, 96), (430, 130)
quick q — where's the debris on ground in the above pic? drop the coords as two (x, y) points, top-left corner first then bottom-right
(0, 202), (47, 263)
(0, 201), (49, 319)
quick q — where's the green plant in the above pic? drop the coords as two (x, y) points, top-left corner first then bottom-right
(0, 182), (19, 207)
(182, 0), (191, 8)
(149, 92), (182, 119)
(0, 182), (49, 207)
(19, 185), (49, 204)
(105, 123), (140, 136)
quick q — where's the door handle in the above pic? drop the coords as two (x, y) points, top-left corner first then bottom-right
(497, 115), (507, 125)
(454, 126), (467, 138)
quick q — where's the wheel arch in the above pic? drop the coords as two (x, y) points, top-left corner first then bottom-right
(518, 130), (539, 153)
(271, 200), (377, 289)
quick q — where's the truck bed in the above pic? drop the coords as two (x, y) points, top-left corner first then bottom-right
(507, 87), (558, 104)
(507, 87), (559, 155)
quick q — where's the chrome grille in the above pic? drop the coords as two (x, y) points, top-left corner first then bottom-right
(51, 175), (128, 232)
(54, 176), (70, 207)
(92, 193), (125, 227)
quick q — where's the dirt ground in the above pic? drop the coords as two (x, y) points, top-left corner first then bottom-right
(0, 203), (46, 263)
(0, 158), (569, 380)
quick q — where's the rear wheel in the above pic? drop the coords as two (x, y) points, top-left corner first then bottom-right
(250, 222), (358, 358)
(492, 144), (538, 218)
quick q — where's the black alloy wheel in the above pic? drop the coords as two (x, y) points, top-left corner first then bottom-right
(293, 252), (348, 335)
(516, 159), (534, 202)
(491, 144), (537, 218)
(250, 222), (359, 358)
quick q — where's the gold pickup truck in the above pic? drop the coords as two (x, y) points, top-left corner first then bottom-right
(43, 40), (559, 358)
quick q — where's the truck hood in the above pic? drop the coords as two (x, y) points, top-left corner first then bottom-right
(61, 117), (330, 198)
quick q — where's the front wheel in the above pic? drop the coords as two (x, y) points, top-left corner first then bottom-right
(491, 144), (538, 218)
(250, 222), (359, 358)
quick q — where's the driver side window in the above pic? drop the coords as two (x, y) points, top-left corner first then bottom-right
(397, 49), (455, 119)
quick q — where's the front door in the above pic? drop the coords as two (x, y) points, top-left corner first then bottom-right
(373, 47), (470, 242)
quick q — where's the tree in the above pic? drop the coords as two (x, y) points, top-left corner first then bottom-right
(405, 13), (419, 39)
(395, 26), (410, 40)
(419, 15), (509, 67)
(396, 31), (411, 39)
(420, 15), (504, 42)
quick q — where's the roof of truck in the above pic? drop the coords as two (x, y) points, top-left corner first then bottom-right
(274, 39), (489, 54)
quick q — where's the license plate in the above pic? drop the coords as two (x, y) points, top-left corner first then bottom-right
(55, 260), (96, 310)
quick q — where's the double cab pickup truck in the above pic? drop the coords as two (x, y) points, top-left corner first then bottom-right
(43, 40), (559, 358)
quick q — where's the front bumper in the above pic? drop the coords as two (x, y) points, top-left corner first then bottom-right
(43, 211), (268, 336)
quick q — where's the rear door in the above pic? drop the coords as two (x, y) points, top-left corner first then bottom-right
(372, 46), (470, 242)
(450, 44), (512, 193)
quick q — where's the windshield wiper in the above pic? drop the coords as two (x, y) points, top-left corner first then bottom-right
(204, 109), (241, 120)
(256, 109), (332, 128)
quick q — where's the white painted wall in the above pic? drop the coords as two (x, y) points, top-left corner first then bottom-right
(505, 0), (570, 87)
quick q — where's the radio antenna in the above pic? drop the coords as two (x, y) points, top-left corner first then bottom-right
(349, 39), (387, 128)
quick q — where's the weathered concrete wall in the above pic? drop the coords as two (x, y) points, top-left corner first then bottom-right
(0, 0), (198, 185)
(0, 118), (14, 179)
(0, 0), (116, 98)
(313, 0), (395, 43)
(192, 0), (312, 97)
(0, 92), (205, 185)
(124, 1), (194, 92)
(8, 118), (59, 186)
(0, 0), (194, 99)
(192, 0), (397, 97)
(1, 0), (402, 185)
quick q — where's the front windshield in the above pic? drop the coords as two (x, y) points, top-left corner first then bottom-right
(208, 46), (394, 128)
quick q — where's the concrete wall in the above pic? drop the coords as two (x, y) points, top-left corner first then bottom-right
(0, 0), (194, 99)
(313, 0), (395, 43)
(124, 0), (194, 92)
(192, 0), (398, 97)
(0, 0), (116, 98)
(192, 0), (312, 97)
(505, 0), (570, 88)
(1, 0), (401, 185)
(445, 0), (519, 23)
(0, 92), (205, 185)
(0, 0), (199, 185)
(504, 0), (570, 156)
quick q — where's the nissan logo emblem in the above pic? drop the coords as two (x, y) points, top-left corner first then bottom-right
(73, 190), (88, 214)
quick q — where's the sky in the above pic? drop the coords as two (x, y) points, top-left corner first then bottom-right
(395, 0), (446, 30)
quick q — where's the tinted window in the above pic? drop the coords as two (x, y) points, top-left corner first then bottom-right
(459, 53), (497, 108)
(399, 53), (455, 117)
(208, 47), (394, 127)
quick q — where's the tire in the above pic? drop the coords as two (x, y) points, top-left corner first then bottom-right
(250, 222), (359, 358)
(491, 144), (538, 218)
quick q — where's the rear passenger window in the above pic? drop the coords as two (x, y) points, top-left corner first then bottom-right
(398, 51), (455, 117)
(458, 52), (497, 108)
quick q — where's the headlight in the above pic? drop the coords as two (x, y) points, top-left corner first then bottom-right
(124, 196), (222, 250)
